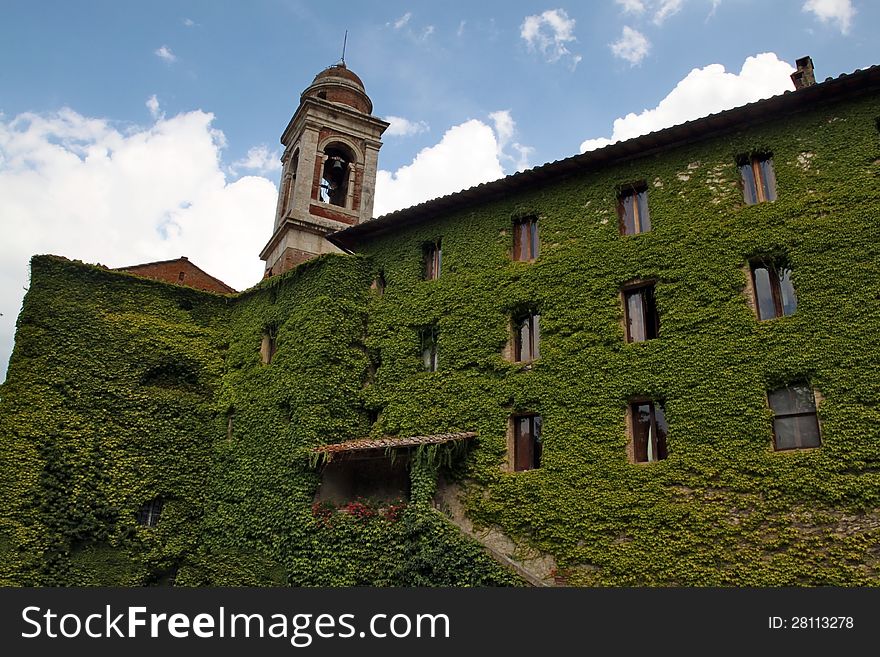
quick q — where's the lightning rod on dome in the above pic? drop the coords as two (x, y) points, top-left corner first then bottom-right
(340, 30), (348, 66)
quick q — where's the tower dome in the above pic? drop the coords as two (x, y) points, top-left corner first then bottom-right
(300, 63), (373, 114)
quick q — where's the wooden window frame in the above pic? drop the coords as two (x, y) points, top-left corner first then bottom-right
(617, 183), (651, 235)
(508, 414), (543, 472)
(768, 383), (822, 451)
(424, 240), (442, 280)
(622, 282), (659, 343)
(136, 498), (164, 527)
(420, 325), (438, 372)
(513, 216), (539, 262)
(738, 153), (777, 205)
(513, 312), (541, 363)
(749, 259), (797, 321)
(261, 328), (277, 365)
(628, 400), (668, 463)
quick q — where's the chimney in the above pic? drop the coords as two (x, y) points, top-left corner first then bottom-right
(791, 56), (816, 90)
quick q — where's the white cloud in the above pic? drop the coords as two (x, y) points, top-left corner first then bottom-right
(707, 0), (721, 20)
(392, 12), (411, 29)
(146, 94), (162, 119)
(0, 107), (277, 379)
(374, 111), (532, 216)
(580, 52), (795, 152)
(616, 0), (646, 14)
(457, 20), (466, 37)
(489, 110), (533, 172)
(610, 26), (650, 65)
(617, 1), (701, 25)
(231, 145), (281, 175)
(387, 12), (433, 44)
(154, 45), (176, 63)
(803, 0), (855, 34)
(183, 18), (196, 27)
(384, 116), (429, 137)
(520, 8), (581, 68)
(653, 0), (684, 24)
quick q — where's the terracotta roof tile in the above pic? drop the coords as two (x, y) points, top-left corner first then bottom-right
(313, 431), (477, 455)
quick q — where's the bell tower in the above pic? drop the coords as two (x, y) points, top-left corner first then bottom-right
(260, 63), (389, 277)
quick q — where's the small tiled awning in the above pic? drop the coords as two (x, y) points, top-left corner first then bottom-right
(312, 432), (476, 462)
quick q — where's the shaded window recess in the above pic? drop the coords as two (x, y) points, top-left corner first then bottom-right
(738, 153), (777, 204)
(618, 183), (651, 235)
(177, 271), (186, 283)
(513, 311), (541, 363)
(420, 325), (438, 372)
(290, 149), (299, 180)
(630, 400), (668, 463)
(513, 216), (539, 261)
(511, 414), (542, 471)
(768, 383), (821, 450)
(319, 146), (351, 207)
(136, 497), (164, 527)
(371, 270), (386, 295)
(750, 258), (797, 320)
(278, 150), (298, 218)
(317, 90), (327, 100)
(366, 407), (381, 426)
(623, 283), (659, 342)
(261, 327), (277, 365)
(141, 360), (199, 390)
(423, 240), (441, 280)
(314, 452), (411, 505)
(278, 176), (292, 218)
(226, 408), (235, 442)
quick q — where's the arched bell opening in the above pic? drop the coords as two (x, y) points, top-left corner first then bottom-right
(319, 144), (355, 207)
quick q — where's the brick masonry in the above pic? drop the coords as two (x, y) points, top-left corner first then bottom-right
(116, 257), (235, 294)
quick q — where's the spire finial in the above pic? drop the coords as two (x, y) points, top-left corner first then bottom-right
(340, 30), (348, 66)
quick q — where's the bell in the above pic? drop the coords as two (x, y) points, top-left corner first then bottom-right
(332, 158), (345, 173)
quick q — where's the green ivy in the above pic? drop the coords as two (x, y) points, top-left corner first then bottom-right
(357, 93), (880, 586)
(1, 92), (878, 586)
(0, 254), (517, 586)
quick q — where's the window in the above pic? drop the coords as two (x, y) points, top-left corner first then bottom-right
(319, 146), (351, 206)
(372, 270), (386, 296)
(513, 312), (540, 363)
(278, 175), (292, 218)
(750, 259), (797, 320)
(420, 326), (438, 372)
(618, 184), (651, 235)
(136, 498), (164, 527)
(513, 216), (539, 261)
(738, 154), (777, 204)
(177, 271), (185, 283)
(768, 383), (821, 450)
(512, 414), (542, 471)
(261, 328), (277, 365)
(630, 401), (668, 463)
(623, 283), (659, 342)
(424, 240), (441, 280)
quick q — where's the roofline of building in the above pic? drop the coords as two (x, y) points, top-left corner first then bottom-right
(115, 256), (237, 293)
(328, 64), (880, 251)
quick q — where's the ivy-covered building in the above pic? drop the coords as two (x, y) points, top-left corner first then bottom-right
(1, 58), (879, 587)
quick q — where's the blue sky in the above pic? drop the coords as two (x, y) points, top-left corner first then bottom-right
(0, 0), (877, 379)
